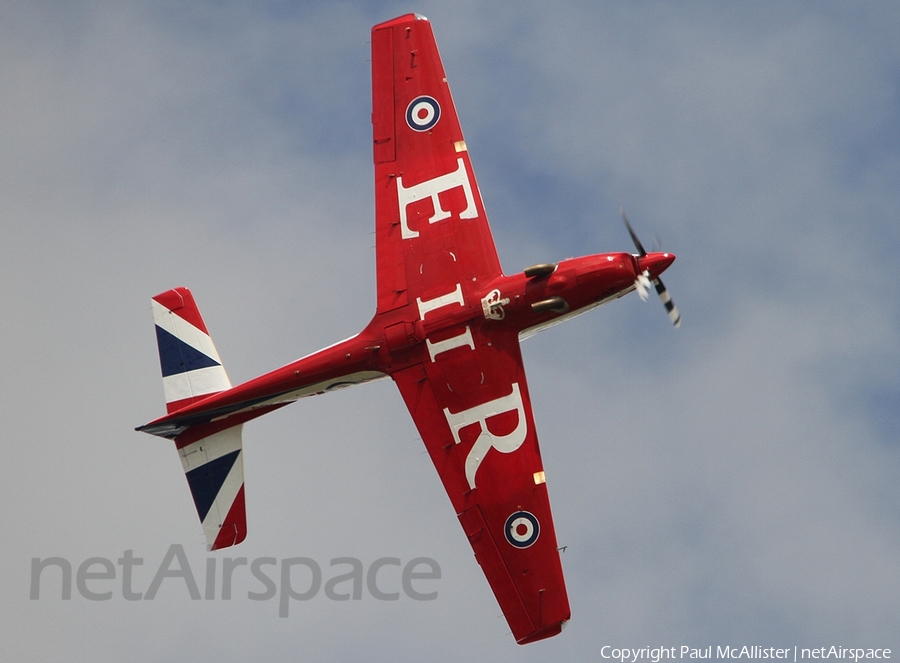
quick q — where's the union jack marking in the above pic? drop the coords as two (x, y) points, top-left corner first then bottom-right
(151, 288), (231, 413)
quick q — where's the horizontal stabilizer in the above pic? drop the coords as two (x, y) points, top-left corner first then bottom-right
(176, 424), (246, 550)
(151, 287), (231, 413)
(145, 287), (246, 549)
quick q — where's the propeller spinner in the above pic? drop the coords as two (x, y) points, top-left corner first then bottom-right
(621, 208), (682, 328)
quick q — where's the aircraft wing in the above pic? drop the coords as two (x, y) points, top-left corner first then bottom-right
(371, 14), (503, 314)
(371, 15), (569, 643)
(392, 322), (570, 644)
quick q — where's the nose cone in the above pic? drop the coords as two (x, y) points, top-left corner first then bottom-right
(638, 252), (675, 279)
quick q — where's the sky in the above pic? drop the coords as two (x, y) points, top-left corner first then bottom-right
(2, 1), (899, 660)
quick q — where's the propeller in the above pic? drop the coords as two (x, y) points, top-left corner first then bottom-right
(621, 208), (682, 328)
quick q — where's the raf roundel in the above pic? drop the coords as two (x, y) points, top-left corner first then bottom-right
(504, 511), (540, 549)
(406, 95), (441, 132)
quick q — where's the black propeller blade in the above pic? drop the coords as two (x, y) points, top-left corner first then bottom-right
(620, 208), (681, 328)
(621, 208), (648, 257)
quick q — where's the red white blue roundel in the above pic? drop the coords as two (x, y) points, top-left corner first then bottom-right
(504, 511), (540, 548)
(406, 95), (441, 131)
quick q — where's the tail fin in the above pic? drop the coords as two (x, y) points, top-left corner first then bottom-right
(152, 287), (232, 414)
(149, 287), (246, 550)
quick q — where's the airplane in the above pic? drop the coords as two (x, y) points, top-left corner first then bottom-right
(136, 13), (679, 645)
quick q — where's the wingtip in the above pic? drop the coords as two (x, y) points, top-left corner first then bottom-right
(516, 619), (568, 645)
(372, 13), (427, 31)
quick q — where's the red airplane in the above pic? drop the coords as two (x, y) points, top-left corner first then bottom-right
(137, 13), (679, 645)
